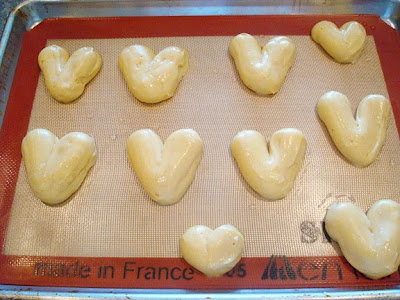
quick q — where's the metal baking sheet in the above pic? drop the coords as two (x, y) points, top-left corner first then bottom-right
(1, 1), (400, 299)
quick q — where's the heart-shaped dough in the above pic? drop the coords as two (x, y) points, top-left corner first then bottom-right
(231, 129), (306, 200)
(325, 200), (400, 279)
(38, 45), (102, 103)
(126, 129), (203, 205)
(317, 91), (391, 167)
(22, 129), (97, 205)
(118, 45), (189, 103)
(311, 21), (366, 64)
(229, 33), (295, 95)
(180, 224), (244, 278)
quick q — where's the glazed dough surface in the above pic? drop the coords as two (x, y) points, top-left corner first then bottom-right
(229, 33), (295, 95)
(311, 21), (366, 64)
(119, 45), (189, 103)
(317, 91), (391, 167)
(231, 129), (307, 200)
(325, 200), (400, 279)
(38, 45), (102, 103)
(180, 224), (244, 278)
(126, 129), (203, 205)
(22, 129), (97, 205)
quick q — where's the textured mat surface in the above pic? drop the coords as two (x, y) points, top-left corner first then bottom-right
(4, 35), (400, 258)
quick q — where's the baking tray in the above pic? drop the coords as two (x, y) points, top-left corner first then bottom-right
(1, 1), (400, 299)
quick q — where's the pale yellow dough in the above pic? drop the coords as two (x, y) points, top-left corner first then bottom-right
(180, 224), (244, 278)
(317, 91), (391, 167)
(38, 45), (102, 103)
(229, 33), (295, 95)
(22, 129), (97, 205)
(118, 45), (189, 103)
(311, 21), (366, 64)
(126, 129), (203, 205)
(325, 200), (400, 279)
(231, 129), (307, 200)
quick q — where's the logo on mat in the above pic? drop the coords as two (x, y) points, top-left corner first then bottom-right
(261, 255), (296, 280)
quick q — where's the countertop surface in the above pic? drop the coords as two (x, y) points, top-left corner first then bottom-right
(0, 0), (24, 37)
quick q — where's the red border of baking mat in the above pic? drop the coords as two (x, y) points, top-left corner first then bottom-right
(1, 15), (400, 289)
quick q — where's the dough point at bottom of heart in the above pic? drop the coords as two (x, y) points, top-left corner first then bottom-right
(180, 224), (244, 278)
(324, 200), (400, 279)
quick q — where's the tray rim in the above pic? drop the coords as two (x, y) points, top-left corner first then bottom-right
(1, 1), (400, 299)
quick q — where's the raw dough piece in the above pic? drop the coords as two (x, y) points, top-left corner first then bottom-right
(38, 45), (102, 103)
(229, 33), (295, 95)
(119, 45), (189, 103)
(126, 129), (203, 205)
(325, 200), (400, 279)
(231, 129), (306, 200)
(317, 91), (391, 167)
(22, 129), (97, 205)
(180, 224), (244, 278)
(311, 21), (366, 64)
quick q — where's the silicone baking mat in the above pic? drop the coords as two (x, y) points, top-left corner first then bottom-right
(1, 15), (400, 289)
